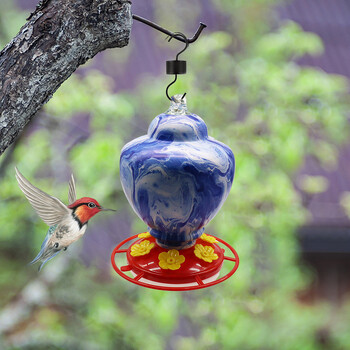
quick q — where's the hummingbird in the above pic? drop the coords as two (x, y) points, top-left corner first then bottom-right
(15, 167), (116, 271)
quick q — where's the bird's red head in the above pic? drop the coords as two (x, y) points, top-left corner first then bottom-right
(68, 197), (114, 224)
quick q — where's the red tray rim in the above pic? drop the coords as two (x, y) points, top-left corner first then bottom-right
(111, 234), (239, 291)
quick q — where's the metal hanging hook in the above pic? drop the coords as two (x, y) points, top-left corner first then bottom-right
(166, 76), (187, 102)
(165, 32), (189, 101)
(165, 75), (178, 101)
(167, 32), (190, 60)
(131, 14), (207, 101)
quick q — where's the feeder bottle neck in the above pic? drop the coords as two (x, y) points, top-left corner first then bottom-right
(167, 95), (188, 115)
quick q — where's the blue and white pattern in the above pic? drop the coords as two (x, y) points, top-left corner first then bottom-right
(120, 96), (235, 249)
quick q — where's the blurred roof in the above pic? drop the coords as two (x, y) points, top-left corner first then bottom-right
(280, 0), (350, 78)
(280, 0), (350, 249)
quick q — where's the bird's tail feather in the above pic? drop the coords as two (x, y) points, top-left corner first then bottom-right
(29, 248), (45, 265)
(38, 250), (61, 271)
(28, 225), (57, 267)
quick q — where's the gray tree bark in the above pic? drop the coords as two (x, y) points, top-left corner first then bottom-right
(0, 0), (132, 155)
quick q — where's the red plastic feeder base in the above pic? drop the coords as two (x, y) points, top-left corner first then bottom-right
(111, 233), (239, 291)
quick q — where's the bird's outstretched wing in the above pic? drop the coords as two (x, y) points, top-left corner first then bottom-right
(68, 174), (77, 205)
(15, 167), (70, 226)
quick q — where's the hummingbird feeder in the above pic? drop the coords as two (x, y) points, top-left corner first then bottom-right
(111, 15), (239, 291)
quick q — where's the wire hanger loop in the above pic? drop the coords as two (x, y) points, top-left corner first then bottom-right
(167, 32), (190, 60)
(165, 32), (189, 101)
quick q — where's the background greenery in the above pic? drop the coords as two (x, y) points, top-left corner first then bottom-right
(0, 0), (349, 349)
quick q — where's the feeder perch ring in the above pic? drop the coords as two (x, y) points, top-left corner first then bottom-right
(111, 234), (239, 291)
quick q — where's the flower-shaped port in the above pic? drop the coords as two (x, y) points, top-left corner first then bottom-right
(200, 233), (218, 244)
(194, 244), (218, 263)
(130, 240), (155, 257)
(158, 249), (185, 270)
(138, 232), (151, 238)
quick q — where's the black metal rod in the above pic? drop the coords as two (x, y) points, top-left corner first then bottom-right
(132, 14), (207, 44)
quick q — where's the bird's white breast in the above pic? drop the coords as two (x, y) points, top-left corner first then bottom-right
(56, 215), (87, 247)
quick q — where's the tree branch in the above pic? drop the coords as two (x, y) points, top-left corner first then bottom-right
(0, 0), (132, 155)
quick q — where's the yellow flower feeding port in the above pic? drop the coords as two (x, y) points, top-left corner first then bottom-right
(194, 244), (219, 263)
(199, 233), (218, 244)
(158, 250), (186, 270)
(137, 232), (151, 239)
(130, 240), (155, 257)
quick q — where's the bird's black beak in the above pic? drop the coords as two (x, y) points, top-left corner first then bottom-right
(99, 207), (116, 212)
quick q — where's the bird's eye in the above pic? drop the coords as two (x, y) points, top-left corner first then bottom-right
(54, 243), (59, 249)
(88, 202), (96, 208)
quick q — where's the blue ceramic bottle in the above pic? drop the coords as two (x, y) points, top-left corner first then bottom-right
(120, 95), (235, 249)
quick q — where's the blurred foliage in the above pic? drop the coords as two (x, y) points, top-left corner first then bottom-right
(1, 0), (350, 349)
(0, 0), (26, 48)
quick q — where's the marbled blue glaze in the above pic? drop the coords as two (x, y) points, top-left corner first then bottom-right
(120, 97), (235, 249)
